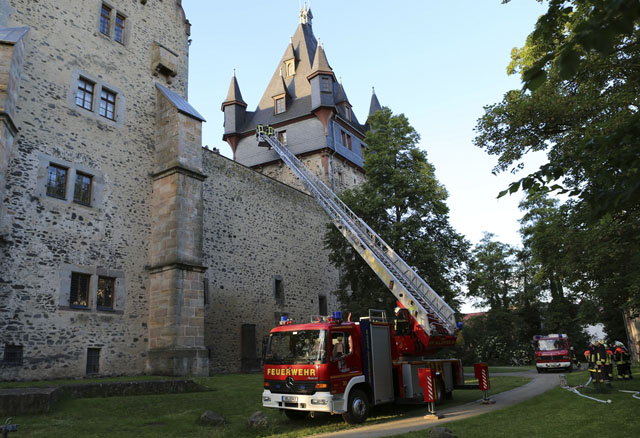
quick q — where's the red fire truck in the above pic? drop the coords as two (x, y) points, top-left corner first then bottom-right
(532, 334), (573, 373)
(262, 309), (487, 423)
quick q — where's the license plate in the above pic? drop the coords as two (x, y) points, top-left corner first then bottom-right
(282, 396), (298, 403)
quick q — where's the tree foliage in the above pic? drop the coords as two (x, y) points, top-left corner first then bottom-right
(473, 0), (640, 328)
(479, 0), (640, 217)
(324, 107), (469, 319)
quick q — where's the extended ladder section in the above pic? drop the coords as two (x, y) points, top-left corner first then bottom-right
(257, 131), (457, 337)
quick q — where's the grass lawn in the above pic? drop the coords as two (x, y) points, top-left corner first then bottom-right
(463, 365), (534, 374)
(0, 375), (184, 389)
(4, 374), (529, 437)
(396, 367), (640, 438)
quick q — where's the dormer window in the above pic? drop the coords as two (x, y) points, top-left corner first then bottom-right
(321, 77), (331, 93)
(344, 105), (351, 121)
(285, 59), (295, 77)
(275, 96), (286, 114)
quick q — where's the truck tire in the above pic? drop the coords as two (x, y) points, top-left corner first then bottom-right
(342, 389), (369, 424)
(284, 409), (308, 420)
(536, 367), (543, 373)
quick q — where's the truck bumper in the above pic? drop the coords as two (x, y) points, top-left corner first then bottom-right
(537, 361), (570, 369)
(262, 389), (337, 413)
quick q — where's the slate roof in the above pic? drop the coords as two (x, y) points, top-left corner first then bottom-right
(0, 27), (29, 44)
(335, 79), (349, 105)
(222, 72), (246, 110)
(233, 13), (366, 137)
(369, 88), (382, 117)
(307, 43), (334, 80)
(156, 83), (206, 122)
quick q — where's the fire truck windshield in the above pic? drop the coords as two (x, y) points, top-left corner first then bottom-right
(265, 329), (328, 365)
(536, 339), (567, 351)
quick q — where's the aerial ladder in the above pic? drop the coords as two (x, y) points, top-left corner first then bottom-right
(256, 127), (458, 350)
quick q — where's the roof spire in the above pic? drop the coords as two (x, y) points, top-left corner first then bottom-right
(300, 1), (313, 25)
(368, 87), (382, 117)
(221, 71), (247, 110)
(307, 41), (335, 81)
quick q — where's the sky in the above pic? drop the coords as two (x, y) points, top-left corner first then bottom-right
(182, 1), (549, 309)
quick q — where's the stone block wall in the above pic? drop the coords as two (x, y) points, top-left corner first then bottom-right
(0, 29), (25, 236)
(202, 151), (340, 373)
(0, 0), (191, 380)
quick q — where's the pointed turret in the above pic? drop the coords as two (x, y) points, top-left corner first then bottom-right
(368, 87), (382, 117)
(221, 70), (247, 111)
(221, 71), (248, 158)
(307, 43), (334, 81)
(308, 43), (336, 112)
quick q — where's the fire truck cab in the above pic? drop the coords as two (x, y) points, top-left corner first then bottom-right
(532, 334), (573, 373)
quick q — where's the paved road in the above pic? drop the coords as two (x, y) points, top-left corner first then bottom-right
(309, 369), (561, 438)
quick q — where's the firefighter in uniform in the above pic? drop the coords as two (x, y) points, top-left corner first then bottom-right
(614, 341), (632, 380)
(571, 347), (580, 369)
(586, 340), (606, 391)
(604, 342), (614, 384)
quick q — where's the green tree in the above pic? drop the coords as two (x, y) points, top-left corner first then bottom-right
(478, 0), (640, 217)
(475, 0), (640, 318)
(466, 233), (517, 311)
(324, 107), (469, 319)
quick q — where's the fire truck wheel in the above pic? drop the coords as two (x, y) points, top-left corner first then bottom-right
(284, 409), (308, 420)
(342, 389), (370, 424)
(536, 367), (543, 373)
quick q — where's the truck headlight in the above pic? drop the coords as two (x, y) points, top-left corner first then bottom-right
(263, 396), (271, 402)
(311, 399), (328, 405)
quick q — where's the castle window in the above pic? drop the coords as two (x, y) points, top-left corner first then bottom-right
(99, 88), (117, 120)
(273, 275), (284, 307)
(275, 97), (285, 115)
(361, 145), (366, 157)
(114, 13), (126, 44)
(341, 130), (346, 146)
(344, 105), (351, 121)
(321, 77), (331, 93)
(100, 4), (111, 36)
(347, 134), (352, 151)
(97, 276), (115, 310)
(86, 348), (100, 375)
(76, 77), (94, 111)
(318, 295), (328, 316)
(285, 59), (295, 77)
(70, 272), (91, 309)
(59, 265), (125, 312)
(46, 164), (68, 200)
(277, 130), (287, 145)
(73, 172), (92, 206)
(3, 345), (23, 365)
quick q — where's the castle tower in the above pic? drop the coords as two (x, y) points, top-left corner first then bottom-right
(221, 71), (247, 158)
(222, 6), (368, 193)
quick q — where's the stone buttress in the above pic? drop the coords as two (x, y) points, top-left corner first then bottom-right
(147, 83), (208, 376)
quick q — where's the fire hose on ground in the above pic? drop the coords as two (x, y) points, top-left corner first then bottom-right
(560, 374), (640, 403)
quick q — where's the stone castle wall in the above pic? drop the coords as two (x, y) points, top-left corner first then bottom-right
(1, 0), (341, 380)
(0, 0), (190, 380)
(202, 151), (339, 373)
